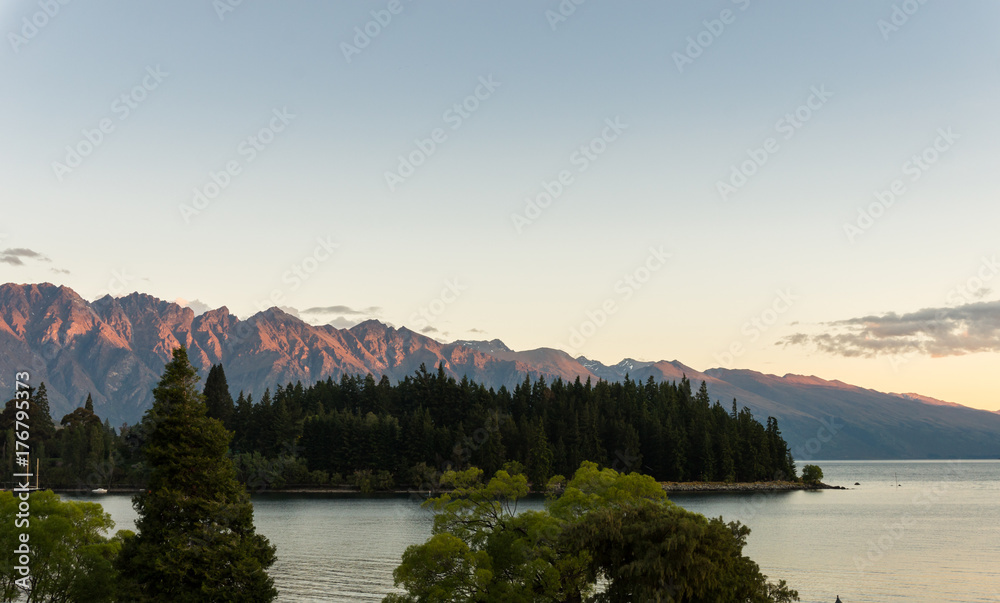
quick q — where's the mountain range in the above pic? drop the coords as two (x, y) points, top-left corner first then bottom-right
(2, 282), (998, 460)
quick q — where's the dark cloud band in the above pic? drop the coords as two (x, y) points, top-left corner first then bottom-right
(779, 300), (1000, 357)
(1, 247), (52, 266)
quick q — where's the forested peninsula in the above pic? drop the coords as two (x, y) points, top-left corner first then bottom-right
(2, 364), (799, 492)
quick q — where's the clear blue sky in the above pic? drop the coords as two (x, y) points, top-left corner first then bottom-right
(3, 1), (999, 410)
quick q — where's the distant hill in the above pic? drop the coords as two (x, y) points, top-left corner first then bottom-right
(702, 369), (1000, 460)
(2, 282), (999, 460)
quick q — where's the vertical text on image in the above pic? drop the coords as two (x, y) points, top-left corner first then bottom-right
(12, 371), (34, 592)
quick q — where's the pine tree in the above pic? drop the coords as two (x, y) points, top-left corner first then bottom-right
(232, 391), (251, 452)
(696, 381), (711, 407)
(204, 364), (235, 430)
(270, 398), (295, 456)
(33, 382), (56, 440)
(115, 347), (277, 602)
(524, 417), (553, 487)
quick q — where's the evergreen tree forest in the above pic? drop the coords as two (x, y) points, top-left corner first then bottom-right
(0, 384), (118, 491)
(115, 347), (276, 602)
(1, 363), (797, 491)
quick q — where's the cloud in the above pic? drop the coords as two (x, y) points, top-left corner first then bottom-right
(778, 300), (1000, 358)
(468, 327), (487, 334)
(277, 306), (300, 318)
(1, 247), (51, 266)
(419, 325), (450, 341)
(1, 247), (70, 274)
(7, 248), (48, 260)
(303, 305), (381, 315)
(327, 316), (359, 329)
(176, 297), (211, 316)
(306, 304), (382, 330)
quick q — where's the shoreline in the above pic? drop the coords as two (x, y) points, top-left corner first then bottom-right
(660, 480), (846, 493)
(36, 481), (847, 496)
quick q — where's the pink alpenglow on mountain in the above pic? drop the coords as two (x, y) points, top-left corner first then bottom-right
(2, 282), (999, 460)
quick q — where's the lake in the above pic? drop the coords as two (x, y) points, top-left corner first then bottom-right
(65, 460), (1000, 602)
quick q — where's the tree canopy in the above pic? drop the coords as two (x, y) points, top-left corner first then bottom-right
(385, 462), (799, 602)
(2, 363), (799, 493)
(800, 465), (823, 485)
(0, 489), (125, 603)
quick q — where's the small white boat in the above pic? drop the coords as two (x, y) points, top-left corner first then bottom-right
(92, 488), (108, 494)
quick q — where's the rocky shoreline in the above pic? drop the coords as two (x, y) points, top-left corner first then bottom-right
(39, 481), (848, 496)
(661, 480), (846, 493)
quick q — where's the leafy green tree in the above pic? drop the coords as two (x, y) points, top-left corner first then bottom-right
(386, 467), (590, 602)
(800, 464), (823, 485)
(350, 469), (395, 494)
(385, 462), (798, 602)
(569, 503), (798, 602)
(115, 347), (277, 602)
(0, 490), (125, 602)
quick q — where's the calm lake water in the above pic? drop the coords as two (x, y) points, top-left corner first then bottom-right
(66, 460), (1000, 602)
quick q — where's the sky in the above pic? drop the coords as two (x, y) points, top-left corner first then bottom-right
(2, 1), (999, 411)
